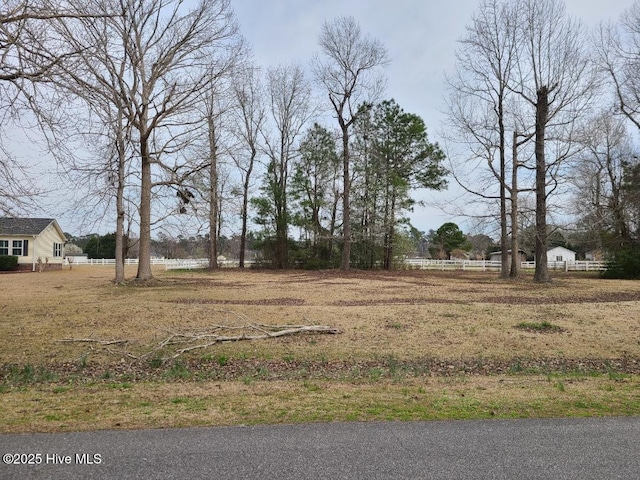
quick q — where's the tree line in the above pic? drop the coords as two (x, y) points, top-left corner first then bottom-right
(1, 0), (640, 281)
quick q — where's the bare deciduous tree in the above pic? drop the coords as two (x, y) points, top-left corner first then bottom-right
(571, 112), (638, 250)
(229, 64), (265, 268)
(0, 0), (104, 215)
(203, 83), (225, 270)
(1, 1), (83, 106)
(197, 58), (247, 270)
(513, 0), (596, 282)
(445, 0), (521, 278)
(312, 16), (388, 270)
(447, 0), (595, 281)
(257, 64), (313, 269)
(52, 0), (241, 281)
(596, 2), (640, 132)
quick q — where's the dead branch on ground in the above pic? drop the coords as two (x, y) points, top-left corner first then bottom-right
(58, 338), (128, 345)
(160, 324), (340, 360)
(57, 310), (341, 364)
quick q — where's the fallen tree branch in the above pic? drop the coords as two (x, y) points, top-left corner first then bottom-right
(168, 325), (340, 359)
(58, 338), (128, 345)
(57, 311), (340, 364)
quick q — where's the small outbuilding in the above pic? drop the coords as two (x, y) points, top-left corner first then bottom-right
(489, 249), (527, 266)
(547, 246), (576, 263)
(0, 217), (67, 271)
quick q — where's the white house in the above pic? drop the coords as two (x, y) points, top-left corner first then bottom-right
(0, 218), (67, 271)
(547, 246), (576, 262)
(491, 247), (576, 265)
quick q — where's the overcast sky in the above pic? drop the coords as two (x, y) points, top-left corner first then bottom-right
(233, 0), (633, 129)
(229, 0), (635, 235)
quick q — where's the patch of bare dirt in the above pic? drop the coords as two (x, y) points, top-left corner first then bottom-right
(487, 291), (640, 304)
(170, 297), (306, 306)
(332, 291), (640, 306)
(332, 298), (471, 306)
(125, 276), (250, 289)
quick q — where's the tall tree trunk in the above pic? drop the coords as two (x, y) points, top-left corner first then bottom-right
(594, 170), (604, 252)
(608, 164), (629, 247)
(239, 175), (251, 268)
(136, 136), (153, 280)
(115, 189), (125, 283)
(208, 180), (219, 269)
(510, 130), (520, 278)
(499, 99), (509, 279)
(275, 227), (287, 268)
(114, 117), (126, 284)
(274, 196), (288, 269)
(208, 117), (219, 270)
(384, 194), (396, 270)
(239, 145), (256, 268)
(311, 204), (321, 259)
(534, 87), (550, 282)
(340, 124), (351, 270)
(276, 153), (289, 268)
(328, 189), (339, 262)
(272, 155), (288, 269)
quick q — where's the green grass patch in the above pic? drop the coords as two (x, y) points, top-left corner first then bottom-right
(164, 361), (191, 380)
(1, 375), (640, 433)
(216, 355), (229, 367)
(4, 364), (59, 384)
(107, 382), (132, 389)
(515, 321), (565, 333)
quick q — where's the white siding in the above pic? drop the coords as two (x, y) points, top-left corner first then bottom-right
(547, 246), (576, 262)
(33, 223), (65, 265)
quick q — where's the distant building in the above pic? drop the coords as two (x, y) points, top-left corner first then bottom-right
(489, 249), (527, 266)
(547, 246), (576, 262)
(0, 218), (67, 271)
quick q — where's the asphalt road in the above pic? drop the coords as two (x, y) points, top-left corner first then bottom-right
(1, 417), (639, 479)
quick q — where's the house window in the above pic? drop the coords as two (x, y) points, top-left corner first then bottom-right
(556, 255), (563, 261)
(0, 240), (8, 255)
(53, 243), (63, 257)
(13, 240), (22, 256)
(11, 240), (28, 256)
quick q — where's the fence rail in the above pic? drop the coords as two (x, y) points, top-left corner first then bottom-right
(163, 258), (246, 269)
(404, 259), (607, 272)
(67, 256), (607, 272)
(66, 257), (167, 266)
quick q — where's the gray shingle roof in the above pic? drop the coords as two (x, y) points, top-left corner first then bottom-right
(0, 218), (56, 236)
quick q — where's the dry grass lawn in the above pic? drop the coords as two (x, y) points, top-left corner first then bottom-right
(1, 265), (639, 432)
(3, 266), (640, 363)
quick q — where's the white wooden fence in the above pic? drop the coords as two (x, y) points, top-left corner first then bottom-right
(66, 257), (167, 266)
(67, 256), (607, 272)
(163, 258), (246, 270)
(404, 258), (606, 272)
(66, 257), (244, 269)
